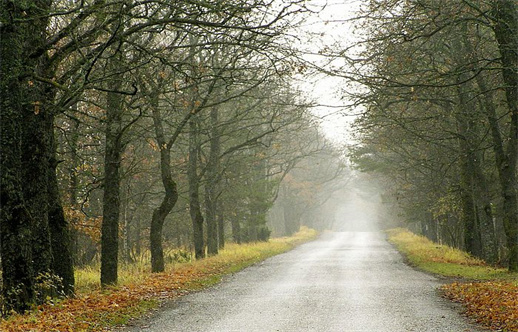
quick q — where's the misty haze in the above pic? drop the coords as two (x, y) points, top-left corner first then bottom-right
(1, 0), (517, 331)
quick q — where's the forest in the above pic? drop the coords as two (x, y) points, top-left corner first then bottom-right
(0, 0), (348, 315)
(346, 0), (517, 271)
(0, 0), (517, 321)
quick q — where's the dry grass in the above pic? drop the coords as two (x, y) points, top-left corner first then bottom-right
(0, 227), (318, 332)
(388, 228), (518, 331)
(74, 226), (318, 293)
(386, 228), (509, 279)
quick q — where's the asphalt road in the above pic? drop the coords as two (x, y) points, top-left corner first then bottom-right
(124, 232), (483, 332)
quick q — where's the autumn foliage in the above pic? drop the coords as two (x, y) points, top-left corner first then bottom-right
(442, 282), (518, 331)
(388, 228), (518, 331)
(0, 267), (217, 331)
(0, 228), (317, 331)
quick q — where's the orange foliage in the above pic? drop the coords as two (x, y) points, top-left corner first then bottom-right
(146, 138), (160, 152)
(283, 174), (316, 204)
(0, 230), (318, 331)
(0, 264), (229, 331)
(64, 207), (102, 243)
(442, 281), (518, 331)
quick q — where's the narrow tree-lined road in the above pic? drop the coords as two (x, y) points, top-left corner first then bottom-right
(125, 232), (482, 332)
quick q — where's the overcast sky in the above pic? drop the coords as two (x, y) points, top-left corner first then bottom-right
(297, 0), (363, 145)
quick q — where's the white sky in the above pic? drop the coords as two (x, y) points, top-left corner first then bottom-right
(296, 0), (363, 145)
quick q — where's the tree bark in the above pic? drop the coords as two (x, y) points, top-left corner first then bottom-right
(67, 117), (81, 265)
(217, 208), (225, 249)
(48, 119), (75, 296)
(458, 156), (482, 256)
(0, 2), (35, 310)
(0, 0), (63, 312)
(492, 0), (518, 271)
(452, 28), (498, 262)
(100, 81), (124, 286)
(455, 81), (483, 258)
(188, 117), (205, 259)
(205, 107), (221, 256)
(470, 153), (498, 263)
(19, 0), (61, 297)
(22, 106), (53, 283)
(150, 99), (179, 273)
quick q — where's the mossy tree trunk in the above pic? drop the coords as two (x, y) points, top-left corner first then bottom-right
(100, 74), (124, 286)
(492, 0), (518, 271)
(0, 1), (35, 310)
(0, 0), (75, 312)
(48, 125), (75, 296)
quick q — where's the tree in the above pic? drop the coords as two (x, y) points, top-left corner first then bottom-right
(188, 114), (206, 258)
(0, 0), (75, 312)
(149, 90), (179, 272)
(0, 0), (36, 311)
(490, 0), (518, 271)
(100, 58), (125, 286)
(205, 105), (222, 253)
(343, 0), (517, 268)
(1, 0), (313, 312)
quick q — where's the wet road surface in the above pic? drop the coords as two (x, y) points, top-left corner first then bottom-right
(124, 232), (483, 332)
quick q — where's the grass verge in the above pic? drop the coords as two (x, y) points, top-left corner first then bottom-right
(0, 227), (318, 332)
(387, 228), (518, 331)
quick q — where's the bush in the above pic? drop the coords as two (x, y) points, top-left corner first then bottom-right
(35, 272), (64, 304)
(257, 226), (271, 242)
(165, 248), (192, 264)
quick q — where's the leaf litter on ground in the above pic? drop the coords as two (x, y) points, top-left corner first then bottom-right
(388, 228), (518, 332)
(442, 281), (518, 332)
(0, 227), (318, 332)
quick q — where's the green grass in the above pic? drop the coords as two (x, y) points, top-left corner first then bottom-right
(1, 227), (318, 332)
(75, 261), (151, 294)
(75, 227), (318, 294)
(386, 228), (514, 280)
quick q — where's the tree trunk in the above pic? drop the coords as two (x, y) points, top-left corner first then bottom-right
(48, 119), (75, 296)
(136, 216), (142, 258)
(459, 25), (500, 264)
(122, 184), (133, 264)
(231, 215), (241, 244)
(68, 117), (81, 265)
(455, 82), (483, 258)
(472, 159), (498, 263)
(0, 7), (35, 310)
(282, 185), (300, 236)
(459, 156), (482, 256)
(205, 107), (221, 256)
(188, 117), (205, 259)
(20, 0), (60, 298)
(150, 101), (179, 273)
(0, 0), (61, 312)
(217, 208), (225, 249)
(22, 106), (53, 283)
(100, 83), (124, 286)
(283, 203), (300, 237)
(492, 0), (518, 271)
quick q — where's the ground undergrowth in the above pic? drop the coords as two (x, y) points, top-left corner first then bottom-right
(387, 228), (518, 332)
(0, 227), (318, 332)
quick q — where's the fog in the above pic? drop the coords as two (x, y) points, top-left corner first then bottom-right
(324, 171), (396, 233)
(331, 187), (382, 232)
(268, 170), (399, 236)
